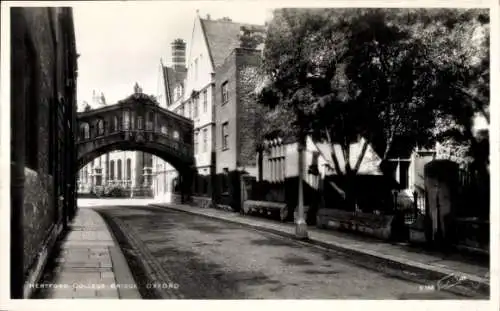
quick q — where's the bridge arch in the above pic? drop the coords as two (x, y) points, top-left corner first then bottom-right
(76, 91), (195, 201)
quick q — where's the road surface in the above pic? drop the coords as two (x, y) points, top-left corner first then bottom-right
(93, 203), (464, 299)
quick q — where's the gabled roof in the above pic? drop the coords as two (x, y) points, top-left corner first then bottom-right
(161, 65), (187, 106)
(199, 18), (265, 69)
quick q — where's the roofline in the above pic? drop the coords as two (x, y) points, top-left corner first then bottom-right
(199, 17), (216, 70)
(77, 99), (194, 125)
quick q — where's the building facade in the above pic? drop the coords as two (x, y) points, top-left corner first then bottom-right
(10, 7), (78, 298)
(152, 15), (265, 202)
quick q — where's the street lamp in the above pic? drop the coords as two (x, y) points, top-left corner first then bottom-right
(295, 137), (308, 239)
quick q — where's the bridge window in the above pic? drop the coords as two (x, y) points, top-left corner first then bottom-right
(117, 159), (122, 180)
(123, 110), (130, 130)
(80, 122), (90, 140)
(173, 130), (180, 140)
(97, 119), (104, 136)
(137, 116), (143, 130)
(126, 158), (132, 181)
(113, 116), (119, 132)
(146, 112), (153, 130)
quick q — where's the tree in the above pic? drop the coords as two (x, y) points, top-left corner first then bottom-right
(258, 8), (489, 212)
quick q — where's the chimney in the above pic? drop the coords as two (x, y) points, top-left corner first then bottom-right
(171, 38), (186, 72)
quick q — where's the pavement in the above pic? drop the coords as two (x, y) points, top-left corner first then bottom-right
(32, 206), (141, 299)
(148, 201), (490, 298)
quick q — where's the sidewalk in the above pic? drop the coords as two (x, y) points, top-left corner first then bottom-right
(33, 207), (141, 299)
(150, 202), (490, 298)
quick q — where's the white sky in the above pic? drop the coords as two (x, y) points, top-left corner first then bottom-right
(74, 1), (275, 107)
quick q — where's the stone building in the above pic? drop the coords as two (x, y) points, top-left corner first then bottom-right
(10, 7), (78, 298)
(152, 15), (265, 203)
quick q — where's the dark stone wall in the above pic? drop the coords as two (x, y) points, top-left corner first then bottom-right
(235, 48), (261, 169)
(11, 7), (78, 284)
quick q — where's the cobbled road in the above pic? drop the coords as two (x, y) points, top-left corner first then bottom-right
(94, 204), (463, 299)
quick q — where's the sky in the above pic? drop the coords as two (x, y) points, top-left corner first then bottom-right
(73, 1), (275, 109)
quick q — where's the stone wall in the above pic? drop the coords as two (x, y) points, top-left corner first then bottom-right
(11, 8), (78, 293)
(20, 9), (58, 275)
(235, 48), (261, 169)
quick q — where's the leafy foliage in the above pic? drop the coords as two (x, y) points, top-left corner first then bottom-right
(259, 8), (489, 166)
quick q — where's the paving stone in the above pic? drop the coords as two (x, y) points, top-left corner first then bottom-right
(96, 288), (119, 298)
(62, 261), (101, 268)
(73, 288), (97, 298)
(82, 231), (98, 240)
(46, 288), (75, 299)
(101, 271), (115, 279)
(54, 271), (101, 285)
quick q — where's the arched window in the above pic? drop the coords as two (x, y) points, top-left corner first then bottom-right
(80, 122), (90, 140)
(113, 116), (119, 132)
(126, 158), (132, 181)
(117, 159), (122, 180)
(97, 119), (104, 136)
(109, 160), (115, 180)
(123, 110), (130, 130)
(173, 130), (179, 140)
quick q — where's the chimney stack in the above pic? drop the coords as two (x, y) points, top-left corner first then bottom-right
(171, 38), (186, 72)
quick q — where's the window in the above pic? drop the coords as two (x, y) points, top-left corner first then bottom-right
(117, 159), (122, 180)
(123, 110), (130, 130)
(221, 81), (229, 104)
(194, 97), (199, 118)
(137, 116), (143, 130)
(203, 90), (208, 112)
(173, 130), (180, 140)
(113, 116), (119, 132)
(203, 128), (208, 152)
(110, 160), (115, 180)
(146, 112), (154, 130)
(222, 122), (229, 150)
(126, 158), (132, 181)
(97, 119), (104, 136)
(194, 131), (199, 154)
(81, 123), (90, 140)
(161, 125), (168, 135)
